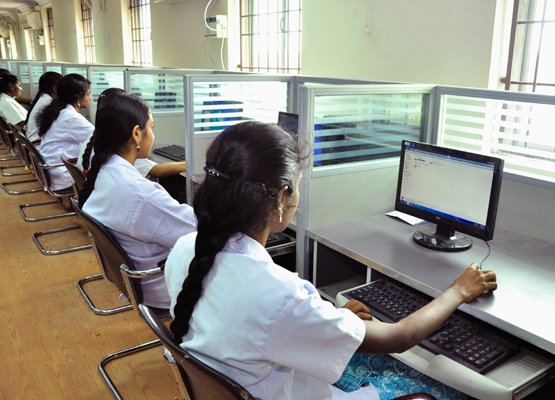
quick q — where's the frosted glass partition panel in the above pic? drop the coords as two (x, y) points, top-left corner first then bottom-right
(30, 63), (44, 97)
(18, 63), (30, 83)
(312, 92), (428, 169)
(435, 88), (555, 185)
(44, 64), (63, 74)
(128, 73), (185, 112)
(90, 69), (125, 101)
(192, 80), (288, 134)
(0, 60), (8, 69)
(64, 66), (88, 77)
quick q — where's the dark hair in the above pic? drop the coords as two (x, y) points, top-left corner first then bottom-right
(0, 69), (11, 77)
(0, 73), (19, 95)
(24, 71), (63, 125)
(37, 73), (91, 137)
(81, 87), (127, 171)
(79, 92), (150, 208)
(170, 121), (302, 342)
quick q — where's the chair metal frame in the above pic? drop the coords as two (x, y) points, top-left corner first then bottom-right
(0, 123), (43, 195)
(14, 133), (91, 255)
(70, 197), (133, 317)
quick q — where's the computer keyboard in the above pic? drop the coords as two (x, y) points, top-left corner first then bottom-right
(343, 278), (521, 374)
(153, 144), (185, 161)
(266, 232), (292, 248)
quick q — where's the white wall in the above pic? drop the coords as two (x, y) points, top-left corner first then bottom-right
(151, 0), (227, 69)
(302, 0), (499, 88)
(50, 0), (79, 62)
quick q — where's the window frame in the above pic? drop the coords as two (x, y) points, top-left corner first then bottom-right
(80, 0), (96, 64)
(46, 7), (56, 61)
(239, 0), (302, 75)
(128, 0), (153, 66)
(504, 0), (555, 94)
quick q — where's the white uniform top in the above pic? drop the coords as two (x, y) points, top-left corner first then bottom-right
(77, 133), (156, 177)
(39, 105), (94, 191)
(165, 232), (375, 400)
(0, 93), (27, 125)
(84, 155), (196, 308)
(26, 93), (53, 143)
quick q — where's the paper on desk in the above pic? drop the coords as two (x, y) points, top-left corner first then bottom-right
(385, 210), (425, 226)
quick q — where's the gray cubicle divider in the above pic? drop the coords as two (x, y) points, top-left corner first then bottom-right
(43, 62), (65, 74)
(295, 83), (435, 280)
(88, 65), (128, 123)
(183, 74), (294, 204)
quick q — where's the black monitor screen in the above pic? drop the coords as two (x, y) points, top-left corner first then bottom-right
(395, 140), (504, 251)
(277, 111), (299, 137)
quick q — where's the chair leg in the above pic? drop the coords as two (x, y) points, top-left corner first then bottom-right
(1, 163), (33, 176)
(99, 339), (162, 400)
(32, 225), (92, 255)
(77, 274), (133, 315)
(19, 200), (76, 222)
(163, 347), (189, 400)
(1, 178), (44, 195)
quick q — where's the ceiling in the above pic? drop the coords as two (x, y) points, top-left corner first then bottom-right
(0, 1), (48, 19)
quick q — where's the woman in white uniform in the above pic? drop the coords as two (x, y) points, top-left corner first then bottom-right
(25, 71), (62, 145)
(79, 92), (196, 309)
(164, 122), (497, 400)
(0, 73), (28, 129)
(78, 88), (186, 180)
(37, 73), (94, 193)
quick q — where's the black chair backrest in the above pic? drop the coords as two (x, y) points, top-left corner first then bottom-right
(138, 304), (255, 400)
(16, 130), (52, 188)
(70, 197), (142, 300)
(61, 158), (86, 198)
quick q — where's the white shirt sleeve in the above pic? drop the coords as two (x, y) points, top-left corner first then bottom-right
(0, 95), (27, 125)
(134, 158), (157, 177)
(267, 281), (366, 384)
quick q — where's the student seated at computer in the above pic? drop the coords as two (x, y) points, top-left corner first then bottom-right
(0, 68), (32, 106)
(0, 73), (28, 130)
(23, 72), (63, 146)
(79, 91), (196, 309)
(37, 73), (94, 193)
(78, 88), (186, 180)
(164, 121), (497, 400)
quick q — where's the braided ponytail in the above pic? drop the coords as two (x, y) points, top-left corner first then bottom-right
(24, 72), (62, 126)
(170, 121), (302, 342)
(78, 91), (149, 207)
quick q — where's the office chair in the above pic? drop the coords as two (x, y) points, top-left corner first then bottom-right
(61, 157), (85, 198)
(138, 303), (254, 400)
(70, 197), (133, 316)
(139, 302), (438, 400)
(15, 132), (90, 255)
(0, 122), (43, 195)
(69, 198), (172, 400)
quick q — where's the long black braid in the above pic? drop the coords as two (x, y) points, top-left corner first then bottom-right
(170, 121), (301, 343)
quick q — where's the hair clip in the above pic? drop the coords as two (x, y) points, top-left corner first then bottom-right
(204, 166), (230, 180)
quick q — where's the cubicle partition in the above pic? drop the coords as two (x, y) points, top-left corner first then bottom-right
(43, 62), (65, 74)
(183, 74), (292, 202)
(295, 83), (434, 281)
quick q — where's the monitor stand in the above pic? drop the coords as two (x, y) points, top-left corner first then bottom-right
(413, 224), (472, 252)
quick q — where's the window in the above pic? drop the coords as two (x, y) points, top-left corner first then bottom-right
(24, 28), (35, 60)
(46, 7), (56, 61)
(240, 0), (302, 74)
(0, 38), (6, 59)
(129, 0), (152, 66)
(504, 0), (555, 94)
(81, 0), (96, 63)
(436, 89), (555, 184)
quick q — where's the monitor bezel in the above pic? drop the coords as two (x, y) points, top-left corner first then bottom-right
(395, 140), (504, 241)
(277, 111), (299, 137)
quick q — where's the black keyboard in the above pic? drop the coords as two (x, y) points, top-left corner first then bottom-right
(153, 145), (185, 161)
(343, 279), (521, 374)
(266, 232), (292, 248)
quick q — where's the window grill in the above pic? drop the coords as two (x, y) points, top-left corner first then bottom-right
(47, 7), (56, 61)
(129, 0), (153, 66)
(504, 0), (555, 95)
(240, 0), (302, 74)
(81, 1), (96, 63)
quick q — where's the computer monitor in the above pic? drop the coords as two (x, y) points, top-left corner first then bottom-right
(395, 140), (504, 251)
(277, 111), (299, 137)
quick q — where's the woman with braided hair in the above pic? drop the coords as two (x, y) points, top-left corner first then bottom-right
(37, 73), (93, 193)
(25, 71), (62, 145)
(79, 91), (195, 309)
(164, 121), (497, 400)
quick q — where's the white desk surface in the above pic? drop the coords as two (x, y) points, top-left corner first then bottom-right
(308, 214), (555, 356)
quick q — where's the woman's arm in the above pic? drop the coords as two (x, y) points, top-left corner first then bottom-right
(357, 264), (497, 354)
(148, 161), (186, 178)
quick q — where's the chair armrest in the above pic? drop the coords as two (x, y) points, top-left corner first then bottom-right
(393, 394), (437, 400)
(120, 264), (163, 280)
(39, 161), (65, 170)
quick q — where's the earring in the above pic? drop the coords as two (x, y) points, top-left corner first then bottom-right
(136, 141), (141, 151)
(77, 100), (81, 108)
(277, 205), (283, 223)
